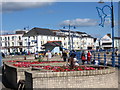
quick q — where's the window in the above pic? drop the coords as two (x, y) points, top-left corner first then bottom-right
(28, 42), (30, 46)
(64, 42), (66, 45)
(12, 42), (14, 46)
(5, 42), (7, 46)
(8, 42), (10, 46)
(0, 43), (2, 46)
(12, 36), (14, 40)
(102, 43), (112, 45)
(19, 42), (22, 46)
(5, 37), (7, 41)
(2, 37), (4, 40)
(8, 37), (10, 40)
(0, 37), (2, 41)
(25, 39), (27, 41)
(19, 36), (21, 40)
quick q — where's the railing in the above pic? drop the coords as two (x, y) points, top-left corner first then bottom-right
(76, 49), (120, 68)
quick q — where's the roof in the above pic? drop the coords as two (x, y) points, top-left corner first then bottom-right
(76, 31), (86, 34)
(114, 37), (120, 39)
(0, 34), (23, 36)
(51, 30), (59, 32)
(23, 27), (55, 37)
(82, 35), (94, 38)
(42, 41), (62, 47)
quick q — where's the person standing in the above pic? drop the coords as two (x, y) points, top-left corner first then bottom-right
(87, 51), (91, 64)
(46, 50), (52, 61)
(69, 50), (76, 58)
(69, 50), (76, 68)
(62, 50), (68, 62)
(1, 52), (5, 58)
(81, 51), (86, 65)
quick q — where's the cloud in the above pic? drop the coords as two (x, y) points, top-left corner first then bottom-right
(60, 18), (98, 27)
(60, 18), (117, 27)
(91, 34), (102, 38)
(1, 30), (15, 34)
(1, 1), (55, 13)
(0, 29), (22, 34)
(105, 18), (117, 26)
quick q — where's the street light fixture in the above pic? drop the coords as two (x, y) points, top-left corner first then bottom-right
(96, 0), (115, 67)
(63, 24), (76, 51)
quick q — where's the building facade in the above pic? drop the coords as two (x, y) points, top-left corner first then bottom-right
(95, 34), (120, 50)
(22, 27), (95, 53)
(0, 34), (24, 54)
(0, 27), (95, 54)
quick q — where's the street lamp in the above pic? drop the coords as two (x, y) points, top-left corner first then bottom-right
(27, 36), (30, 55)
(63, 24), (76, 50)
(96, 0), (115, 67)
(24, 26), (30, 55)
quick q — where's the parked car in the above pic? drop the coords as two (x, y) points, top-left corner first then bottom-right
(38, 51), (46, 56)
(34, 51), (46, 59)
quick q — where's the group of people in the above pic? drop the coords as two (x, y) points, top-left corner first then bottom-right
(35, 49), (92, 65)
(62, 50), (92, 65)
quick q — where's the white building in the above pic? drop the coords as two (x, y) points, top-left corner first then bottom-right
(0, 30), (28, 55)
(114, 37), (120, 49)
(0, 34), (23, 54)
(95, 34), (120, 50)
(22, 27), (95, 53)
(0, 27), (95, 54)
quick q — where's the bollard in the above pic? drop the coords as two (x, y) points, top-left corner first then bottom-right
(112, 52), (115, 67)
(94, 53), (96, 61)
(118, 54), (120, 69)
(98, 53), (100, 65)
(70, 57), (74, 69)
(24, 56), (26, 60)
(104, 53), (106, 66)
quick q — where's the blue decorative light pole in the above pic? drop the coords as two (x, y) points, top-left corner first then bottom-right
(63, 24), (75, 50)
(96, 0), (115, 67)
(28, 36), (30, 55)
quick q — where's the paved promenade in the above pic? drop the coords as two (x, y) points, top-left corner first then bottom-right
(1, 55), (120, 89)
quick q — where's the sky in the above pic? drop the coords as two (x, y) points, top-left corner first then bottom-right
(1, 1), (119, 38)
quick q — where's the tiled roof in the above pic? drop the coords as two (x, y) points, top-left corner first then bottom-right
(114, 37), (120, 39)
(23, 27), (55, 37)
(42, 41), (62, 46)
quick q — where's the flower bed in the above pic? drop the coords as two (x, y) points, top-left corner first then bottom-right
(8, 60), (108, 72)
(32, 65), (96, 72)
(12, 61), (64, 67)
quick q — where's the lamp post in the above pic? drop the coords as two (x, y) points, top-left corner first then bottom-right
(63, 24), (75, 50)
(28, 36), (30, 55)
(96, 0), (115, 67)
(24, 26), (30, 55)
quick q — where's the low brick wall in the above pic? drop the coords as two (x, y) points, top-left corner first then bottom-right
(3, 63), (30, 89)
(25, 67), (118, 89)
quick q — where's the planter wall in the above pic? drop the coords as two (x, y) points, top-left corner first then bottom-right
(25, 67), (118, 89)
(3, 63), (30, 89)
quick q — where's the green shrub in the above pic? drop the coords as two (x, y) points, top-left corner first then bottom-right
(38, 56), (43, 62)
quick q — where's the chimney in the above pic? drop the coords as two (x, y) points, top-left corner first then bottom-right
(107, 33), (111, 38)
